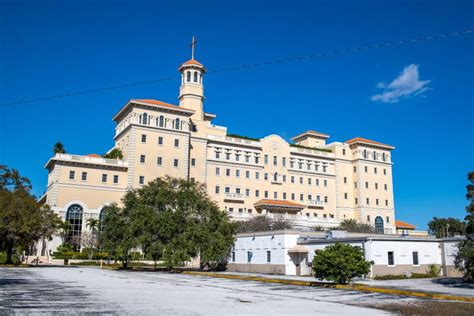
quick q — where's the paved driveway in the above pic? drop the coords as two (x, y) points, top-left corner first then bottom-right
(0, 267), (416, 315)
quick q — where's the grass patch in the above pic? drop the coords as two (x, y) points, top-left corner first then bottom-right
(290, 143), (332, 153)
(374, 273), (435, 280)
(226, 133), (260, 141)
(377, 301), (474, 316)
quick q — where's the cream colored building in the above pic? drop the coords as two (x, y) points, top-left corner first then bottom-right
(42, 52), (397, 252)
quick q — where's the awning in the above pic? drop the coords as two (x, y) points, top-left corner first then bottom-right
(254, 199), (305, 212)
(288, 245), (309, 254)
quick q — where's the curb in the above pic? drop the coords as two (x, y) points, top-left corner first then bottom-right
(182, 271), (474, 303)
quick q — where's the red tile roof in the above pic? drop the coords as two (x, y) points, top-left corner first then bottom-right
(181, 58), (204, 67)
(395, 220), (416, 229)
(254, 199), (305, 208)
(86, 154), (101, 158)
(346, 137), (394, 149)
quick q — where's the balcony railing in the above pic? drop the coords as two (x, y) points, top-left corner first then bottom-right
(53, 153), (128, 167)
(224, 193), (244, 199)
(307, 200), (325, 206)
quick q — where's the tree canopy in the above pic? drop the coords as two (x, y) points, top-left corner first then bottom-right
(428, 217), (466, 238)
(337, 219), (376, 233)
(236, 214), (293, 233)
(455, 171), (474, 283)
(0, 165), (62, 264)
(103, 148), (123, 159)
(312, 243), (373, 284)
(53, 142), (66, 154)
(101, 177), (236, 269)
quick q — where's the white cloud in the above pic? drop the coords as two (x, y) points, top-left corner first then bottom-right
(371, 64), (431, 103)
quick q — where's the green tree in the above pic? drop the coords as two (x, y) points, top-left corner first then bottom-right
(312, 243), (373, 284)
(101, 177), (236, 269)
(338, 219), (375, 233)
(428, 217), (466, 238)
(53, 142), (66, 154)
(455, 171), (474, 283)
(103, 148), (123, 159)
(0, 165), (61, 264)
(236, 214), (293, 233)
(85, 218), (100, 259)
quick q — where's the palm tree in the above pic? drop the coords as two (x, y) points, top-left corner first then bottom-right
(53, 142), (66, 154)
(86, 218), (100, 259)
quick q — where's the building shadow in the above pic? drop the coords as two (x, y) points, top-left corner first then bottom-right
(431, 277), (474, 289)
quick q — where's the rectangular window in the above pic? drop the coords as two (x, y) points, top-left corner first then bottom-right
(384, 168), (387, 175)
(140, 155), (146, 164)
(367, 215), (370, 222)
(365, 166), (368, 173)
(273, 192), (277, 199)
(354, 182), (357, 188)
(247, 251), (252, 263)
(231, 251), (235, 262)
(158, 136), (163, 145)
(226, 153), (230, 160)
(69, 170), (75, 180)
(344, 193), (348, 200)
(388, 251), (395, 266)
(366, 198), (370, 205)
(157, 157), (163, 166)
(174, 139), (179, 147)
(291, 193), (295, 200)
(344, 177), (347, 184)
(191, 158), (196, 166)
(141, 134), (147, 143)
(412, 252), (419, 265)
(342, 148), (346, 155)
(376, 198), (379, 206)
(384, 184), (388, 190)
(215, 167), (220, 176)
(264, 191), (269, 198)
(375, 183), (378, 190)
(264, 173), (268, 180)
(173, 159), (179, 167)
(355, 198), (358, 205)
(324, 180), (327, 187)
(246, 188), (250, 197)
(273, 156), (277, 166)
(245, 155), (249, 163)
(226, 169), (231, 176)
(300, 194), (304, 201)
(308, 178), (312, 185)
(385, 199), (389, 206)
(255, 156), (259, 164)
(282, 157), (286, 167)
(139, 176), (145, 185)
(264, 155), (268, 164)
(215, 151), (220, 159)
(282, 175), (286, 182)
(316, 179), (320, 186)
(365, 182), (369, 189)
(266, 251), (271, 263)
(386, 216), (390, 223)
(353, 166), (357, 172)
(102, 174), (107, 183)
(236, 188), (241, 194)
(299, 177), (303, 184)
(235, 154), (240, 161)
(324, 196), (328, 203)
(246, 171), (250, 179)
(225, 187), (230, 193)
(81, 172), (87, 181)
(113, 175), (119, 184)
(236, 169), (240, 177)
(255, 172), (260, 179)
(291, 176), (295, 183)
(283, 192), (287, 199)
(215, 186), (220, 194)
(255, 190), (260, 197)
(374, 167), (377, 174)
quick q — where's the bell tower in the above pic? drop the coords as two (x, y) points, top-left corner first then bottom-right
(178, 36), (205, 120)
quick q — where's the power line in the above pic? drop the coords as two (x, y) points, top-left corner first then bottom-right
(1, 29), (472, 107)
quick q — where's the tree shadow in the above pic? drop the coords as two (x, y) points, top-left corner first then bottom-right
(431, 277), (474, 289)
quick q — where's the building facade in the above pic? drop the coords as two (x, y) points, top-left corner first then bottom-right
(42, 51), (397, 252)
(229, 230), (463, 278)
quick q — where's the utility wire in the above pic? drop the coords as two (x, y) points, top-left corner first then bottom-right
(1, 29), (472, 107)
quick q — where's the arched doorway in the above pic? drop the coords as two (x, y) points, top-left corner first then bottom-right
(375, 216), (384, 234)
(66, 204), (83, 251)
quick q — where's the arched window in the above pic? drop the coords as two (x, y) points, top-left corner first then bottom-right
(193, 71), (198, 82)
(66, 204), (83, 251)
(99, 208), (106, 232)
(175, 118), (180, 130)
(375, 216), (384, 234)
(186, 71), (191, 82)
(159, 115), (164, 127)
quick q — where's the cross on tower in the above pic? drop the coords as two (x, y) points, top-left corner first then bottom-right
(190, 36), (197, 59)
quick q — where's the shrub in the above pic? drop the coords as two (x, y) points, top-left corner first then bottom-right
(312, 243), (373, 284)
(427, 264), (441, 277)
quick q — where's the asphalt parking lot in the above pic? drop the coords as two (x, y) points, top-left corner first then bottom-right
(0, 267), (465, 315)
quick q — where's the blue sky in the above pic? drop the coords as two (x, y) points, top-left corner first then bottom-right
(1, 0), (473, 229)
